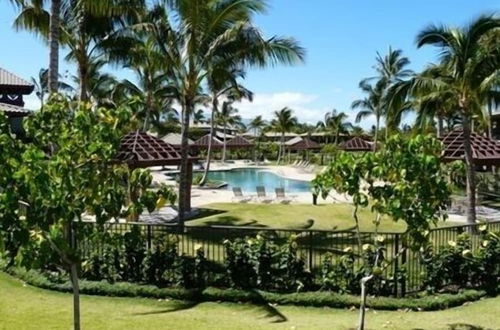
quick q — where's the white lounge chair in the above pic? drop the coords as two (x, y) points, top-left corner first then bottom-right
(232, 187), (252, 203)
(275, 188), (294, 204)
(256, 186), (273, 203)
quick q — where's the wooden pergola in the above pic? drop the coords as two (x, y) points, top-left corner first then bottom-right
(441, 130), (500, 166)
(114, 130), (197, 211)
(339, 137), (373, 152)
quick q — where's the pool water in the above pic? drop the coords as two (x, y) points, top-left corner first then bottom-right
(207, 168), (311, 193)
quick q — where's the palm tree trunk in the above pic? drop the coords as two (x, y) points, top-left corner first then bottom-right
(462, 114), (477, 224)
(143, 92), (153, 131)
(487, 100), (493, 139)
(277, 133), (284, 164)
(373, 117), (380, 151)
(437, 116), (444, 138)
(200, 99), (217, 185)
(222, 123), (227, 162)
(78, 64), (89, 102)
(48, 0), (61, 94)
(178, 98), (193, 227)
(253, 128), (258, 164)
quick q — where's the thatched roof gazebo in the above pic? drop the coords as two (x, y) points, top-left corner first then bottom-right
(191, 134), (223, 150)
(225, 135), (254, 149)
(339, 137), (373, 152)
(284, 137), (321, 151)
(114, 131), (197, 211)
(441, 130), (500, 166)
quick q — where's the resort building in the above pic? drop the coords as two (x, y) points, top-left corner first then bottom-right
(0, 67), (34, 137)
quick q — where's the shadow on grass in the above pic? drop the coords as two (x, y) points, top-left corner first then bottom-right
(132, 290), (287, 323)
(249, 289), (287, 323)
(133, 300), (201, 316)
(186, 208), (227, 222)
(446, 324), (489, 330)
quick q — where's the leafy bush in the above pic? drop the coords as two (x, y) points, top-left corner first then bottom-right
(224, 235), (311, 292)
(5, 267), (487, 311)
(142, 239), (178, 285)
(320, 250), (358, 293)
(422, 228), (500, 294)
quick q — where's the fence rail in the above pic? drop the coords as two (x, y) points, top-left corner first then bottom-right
(73, 219), (500, 297)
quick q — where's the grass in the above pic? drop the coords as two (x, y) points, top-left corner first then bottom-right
(188, 203), (460, 232)
(2, 272), (500, 330)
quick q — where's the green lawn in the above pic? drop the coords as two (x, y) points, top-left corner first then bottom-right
(188, 203), (459, 232)
(1, 272), (499, 330)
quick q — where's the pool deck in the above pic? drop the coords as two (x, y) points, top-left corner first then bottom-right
(149, 161), (476, 224)
(151, 161), (350, 207)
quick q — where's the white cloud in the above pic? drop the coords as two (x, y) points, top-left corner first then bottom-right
(234, 92), (327, 124)
(23, 95), (41, 111)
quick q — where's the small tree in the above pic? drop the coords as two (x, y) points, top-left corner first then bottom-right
(313, 134), (450, 330)
(0, 96), (175, 330)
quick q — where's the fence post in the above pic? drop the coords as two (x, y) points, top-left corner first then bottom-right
(393, 234), (399, 297)
(401, 245), (407, 297)
(308, 231), (313, 271)
(147, 225), (152, 250)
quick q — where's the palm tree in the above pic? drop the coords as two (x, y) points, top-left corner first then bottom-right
(200, 68), (252, 186)
(271, 107), (298, 164)
(217, 101), (242, 163)
(249, 115), (266, 163)
(316, 109), (353, 144)
(193, 110), (206, 124)
(375, 48), (413, 133)
(139, 1), (305, 223)
(14, 0), (143, 102)
(48, 0), (61, 93)
(361, 47), (413, 136)
(31, 68), (73, 107)
(9, 0), (59, 93)
(111, 32), (174, 130)
(351, 125), (365, 138)
(397, 14), (500, 223)
(351, 80), (385, 149)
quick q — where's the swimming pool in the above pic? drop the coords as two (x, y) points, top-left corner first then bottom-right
(206, 168), (311, 193)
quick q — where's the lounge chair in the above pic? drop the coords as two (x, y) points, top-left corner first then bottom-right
(304, 164), (316, 173)
(256, 186), (273, 203)
(275, 188), (294, 204)
(232, 187), (252, 203)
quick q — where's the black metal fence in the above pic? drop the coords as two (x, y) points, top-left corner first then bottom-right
(73, 220), (500, 297)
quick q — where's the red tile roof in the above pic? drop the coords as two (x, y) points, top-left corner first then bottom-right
(192, 134), (223, 149)
(285, 137), (321, 150)
(226, 135), (253, 148)
(340, 137), (373, 151)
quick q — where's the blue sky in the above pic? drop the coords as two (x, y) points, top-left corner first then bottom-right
(0, 0), (498, 128)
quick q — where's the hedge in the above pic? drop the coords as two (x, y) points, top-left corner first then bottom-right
(5, 267), (488, 311)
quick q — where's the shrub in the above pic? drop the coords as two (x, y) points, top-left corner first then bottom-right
(320, 250), (358, 294)
(224, 235), (311, 292)
(122, 226), (147, 282)
(422, 229), (500, 294)
(5, 267), (487, 311)
(142, 239), (178, 286)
